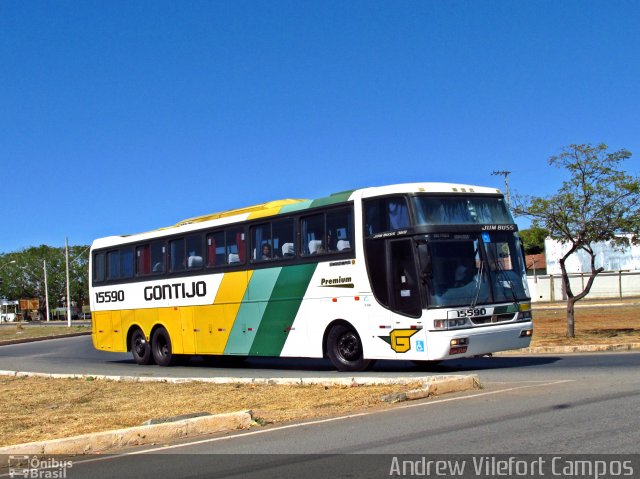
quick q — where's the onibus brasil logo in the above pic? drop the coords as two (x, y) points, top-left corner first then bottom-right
(8, 455), (73, 478)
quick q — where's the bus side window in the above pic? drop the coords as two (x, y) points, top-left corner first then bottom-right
(226, 228), (245, 264)
(170, 238), (186, 272)
(206, 231), (225, 267)
(252, 223), (272, 261)
(365, 198), (385, 235)
(186, 234), (203, 269)
(273, 218), (295, 259)
(120, 248), (133, 279)
(136, 245), (150, 276)
(94, 253), (105, 282)
(388, 198), (409, 230)
(326, 208), (353, 252)
(150, 241), (165, 273)
(107, 250), (120, 280)
(301, 213), (325, 255)
(364, 197), (409, 235)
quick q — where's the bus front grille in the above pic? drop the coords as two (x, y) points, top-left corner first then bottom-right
(470, 313), (515, 325)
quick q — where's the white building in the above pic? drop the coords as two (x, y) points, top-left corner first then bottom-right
(545, 235), (640, 274)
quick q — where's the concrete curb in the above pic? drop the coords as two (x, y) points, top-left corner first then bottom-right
(0, 410), (253, 455)
(498, 342), (640, 355)
(0, 331), (91, 347)
(381, 374), (480, 403)
(0, 369), (476, 387)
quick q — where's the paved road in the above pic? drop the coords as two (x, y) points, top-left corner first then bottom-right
(0, 334), (573, 380)
(1, 335), (637, 383)
(2, 351), (637, 479)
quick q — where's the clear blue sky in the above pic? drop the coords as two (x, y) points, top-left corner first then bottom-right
(1, 0), (638, 253)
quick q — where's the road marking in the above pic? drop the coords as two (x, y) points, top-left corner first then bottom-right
(0, 378), (573, 475)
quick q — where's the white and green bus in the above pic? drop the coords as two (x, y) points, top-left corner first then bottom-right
(90, 182), (532, 371)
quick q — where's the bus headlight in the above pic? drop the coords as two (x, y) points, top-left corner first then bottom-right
(449, 338), (468, 355)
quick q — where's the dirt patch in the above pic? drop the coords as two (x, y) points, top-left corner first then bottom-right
(531, 305), (640, 346)
(583, 328), (637, 337)
(0, 325), (89, 342)
(0, 376), (424, 447)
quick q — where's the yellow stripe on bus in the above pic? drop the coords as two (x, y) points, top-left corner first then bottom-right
(190, 271), (253, 354)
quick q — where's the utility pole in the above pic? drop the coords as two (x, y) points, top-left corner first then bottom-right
(65, 237), (71, 327)
(43, 259), (50, 322)
(491, 170), (511, 206)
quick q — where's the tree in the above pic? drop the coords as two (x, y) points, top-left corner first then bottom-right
(0, 245), (89, 320)
(513, 143), (640, 337)
(519, 227), (549, 255)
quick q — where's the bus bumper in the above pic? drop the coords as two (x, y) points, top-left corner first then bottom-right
(423, 321), (533, 360)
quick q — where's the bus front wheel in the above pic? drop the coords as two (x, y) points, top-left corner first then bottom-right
(131, 329), (154, 365)
(327, 324), (371, 372)
(151, 327), (176, 367)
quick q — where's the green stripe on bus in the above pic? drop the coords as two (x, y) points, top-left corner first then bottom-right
(249, 263), (317, 356)
(223, 268), (282, 355)
(278, 200), (313, 214)
(309, 190), (354, 208)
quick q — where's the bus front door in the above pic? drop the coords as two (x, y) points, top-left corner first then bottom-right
(388, 238), (422, 319)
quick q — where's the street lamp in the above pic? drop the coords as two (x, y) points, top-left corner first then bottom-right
(0, 260), (17, 273)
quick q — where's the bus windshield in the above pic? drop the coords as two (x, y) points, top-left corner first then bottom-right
(412, 195), (514, 225)
(426, 232), (529, 308)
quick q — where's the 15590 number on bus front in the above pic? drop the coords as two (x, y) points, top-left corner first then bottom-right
(447, 307), (488, 319)
(95, 290), (125, 304)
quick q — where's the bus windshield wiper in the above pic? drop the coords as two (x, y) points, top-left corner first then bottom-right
(494, 256), (519, 306)
(470, 257), (484, 309)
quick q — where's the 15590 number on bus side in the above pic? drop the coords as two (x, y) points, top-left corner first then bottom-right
(95, 290), (125, 304)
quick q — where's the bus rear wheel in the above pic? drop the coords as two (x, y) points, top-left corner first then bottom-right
(151, 326), (176, 367)
(131, 329), (154, 365)
(327, 324), (371, 372)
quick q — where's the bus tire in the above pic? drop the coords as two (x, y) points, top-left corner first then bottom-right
(151, 326), (176, 367)
(327, 324), (371, 372)
(131, 328), (154, 365)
